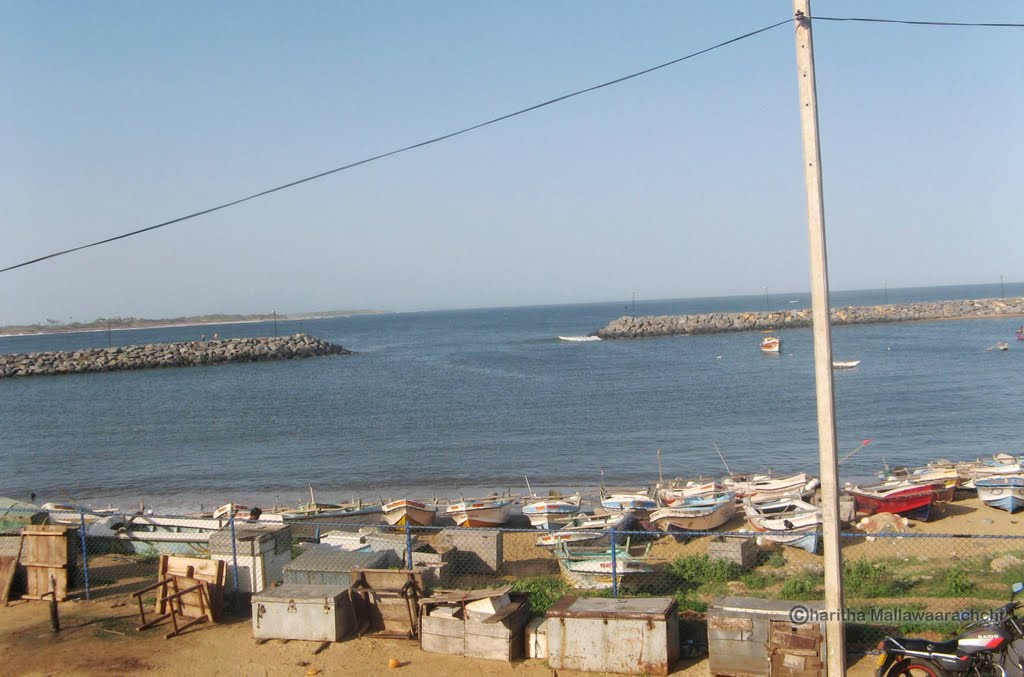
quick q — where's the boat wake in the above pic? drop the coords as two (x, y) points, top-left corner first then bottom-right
(557, 335), (601, 342)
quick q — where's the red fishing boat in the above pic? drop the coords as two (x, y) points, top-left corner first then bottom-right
(844, 481), (943, 522)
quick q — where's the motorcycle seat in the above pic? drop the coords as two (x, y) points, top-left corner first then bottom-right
(886, 636), (961, 656)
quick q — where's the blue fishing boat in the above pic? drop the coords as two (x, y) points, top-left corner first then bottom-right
(976, 476), (1024, 513)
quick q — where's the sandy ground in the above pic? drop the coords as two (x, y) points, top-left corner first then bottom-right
(0, 597), (883, 676)
(1, 493), (1015, 676)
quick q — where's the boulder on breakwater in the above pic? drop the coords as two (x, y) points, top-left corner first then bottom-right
(595, 296), (1024, 339)
(0, 334), (352, 378)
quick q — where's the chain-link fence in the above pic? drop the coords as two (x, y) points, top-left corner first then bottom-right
(3, 503), (1022, 650)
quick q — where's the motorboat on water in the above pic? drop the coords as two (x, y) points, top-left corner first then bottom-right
(760, 335), (781, 353)
(832, 360), (861, 369)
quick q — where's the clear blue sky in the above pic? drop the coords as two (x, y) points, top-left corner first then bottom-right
(2, 1), (1022, 324)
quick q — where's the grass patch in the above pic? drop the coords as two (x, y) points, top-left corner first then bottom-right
(668, 555), (742, 590)
(739, 572), (771, 590)
(507, 576), (569, 614)
(844, 558), (915, 598)
(780, 571), (822, 601)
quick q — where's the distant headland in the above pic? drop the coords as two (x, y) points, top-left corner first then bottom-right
(596, 296), (1024, 339)
(0, 309), (389, 338)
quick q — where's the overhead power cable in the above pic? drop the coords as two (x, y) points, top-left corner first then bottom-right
(0, 17), (793, 274)
(814, 16), (1024, 28)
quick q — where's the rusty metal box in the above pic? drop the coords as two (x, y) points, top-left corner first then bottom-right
(545, 595), (679, 675)
(707, 596), (826, 676)
(251, 584), (353, 642)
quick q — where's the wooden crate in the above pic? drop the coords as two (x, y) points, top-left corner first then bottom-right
(21, 525), (76, 601)
(419, 589), (531, 662)
(707, 536), (757, 569)
(707, 597), (825, 677)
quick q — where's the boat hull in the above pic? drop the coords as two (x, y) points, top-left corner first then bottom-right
(650, 501), (736, 534)
(522, 499), (581, 530)
(976, 478), (1024, 513)
(846, 484), (937, 521)
(382, 500), (438, 527)
(445, 499), (513, 528)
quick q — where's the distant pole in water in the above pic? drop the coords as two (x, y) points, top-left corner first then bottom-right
(631, 291), (636, 316)
(883, 281), (887, 305)
(105, 318), (111, 347)
(657, 449), (663, 484)
(1000, 275), (1005, 298)
(764, 286), (769, 311)
(273, 310), (278, 337)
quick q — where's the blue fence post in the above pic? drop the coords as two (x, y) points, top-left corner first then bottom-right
(78, 508), (91, 600)
(405, 523), (413, 571)
(610, 527), (618, 598)
(229, 515), (240, 599)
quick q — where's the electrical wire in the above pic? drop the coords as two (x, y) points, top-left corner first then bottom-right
(814, 16), (1024, 28)
(0, 17), (793, 274)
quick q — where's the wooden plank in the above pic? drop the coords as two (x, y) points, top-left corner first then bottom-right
(465, 604), (529, 640)
(422, 586), (511, 605)
(480, 599), (529, 625)
(420, 615), (464, 639)
(421, 631), (465, 656)
(463, 630), (523, 662)
(351, 569), (423, 591)
(0, 554), (20, 605)
(708, 616), (753, 632)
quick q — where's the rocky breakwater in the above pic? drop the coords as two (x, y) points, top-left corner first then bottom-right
(0, 334), (352, 378)
(596, 296), (1024, 339)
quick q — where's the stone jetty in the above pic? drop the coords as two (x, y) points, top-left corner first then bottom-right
(0, 334), (352, 378)
(596, 296), (1024, 339)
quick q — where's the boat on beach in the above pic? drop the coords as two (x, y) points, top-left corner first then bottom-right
(382, 498), (439, 527)
(444, 495), (515, 527)
(599, 492), (657, 521)
(84, 513), (228, 555)
(41, 502), (120, 524)
(654, 479), (722, 507)
(648, 492), (736, 535)
(553, 541), (654, 590)
(723, 472), (818, 504)
(269, 486), (383, 522)
(742, 498), (821, 554)
(844, 481), (941, 521)
(535, 511), (632, 548)
(522, 492), (583, 530)
(975, 476), (1024, 513)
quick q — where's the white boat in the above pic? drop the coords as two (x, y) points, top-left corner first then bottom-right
(211, 503), (285, 522)
(957, 454), (1022, 489)
(382, 499), (438, 527)
(832, 360), (861, 369)
(760, 335), (781, 353)
(742, 498), (822, 554)
(723, 472), (818, 503)
(976, 476), (1024, 513)
(85, 513), (228, 555)
(654, 479), (723, 507)
(522, 493), (582, 530)
(599, 493), (657, 520)
(557, 335), (601, 342)
(444, 496), (515, 527)
(649, 493), (736, 534)
(554, 542), (654, 590)
(41, 502), (120, 524)
(535, 512), (632, 548)
(269, 486), (383, 521)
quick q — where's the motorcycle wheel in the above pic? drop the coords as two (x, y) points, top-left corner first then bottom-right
(886, 658), (945, 676)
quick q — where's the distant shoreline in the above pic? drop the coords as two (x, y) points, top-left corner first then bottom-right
(0, 310), (390, 339)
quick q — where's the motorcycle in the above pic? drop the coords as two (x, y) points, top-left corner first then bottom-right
(876, 582), (1024, 676)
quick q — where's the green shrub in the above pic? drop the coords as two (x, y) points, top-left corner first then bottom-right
(669, 555), (742, 590)
(673, 591), (709, 613)
(781, 576), (821, 601)
(942, 566), (976, 597)
(508, 577), (570, 614)
(844, 558), (914, 598)
(739, 572), (771, 590)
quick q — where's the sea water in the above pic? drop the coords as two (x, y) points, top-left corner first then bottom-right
(0, 283), (1021, 512)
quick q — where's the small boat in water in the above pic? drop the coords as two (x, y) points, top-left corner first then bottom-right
(1017, 327), (1024, 341)
(444, 495), (515, 527)
(535, 511), (632, 548)
(557, 335), (601, 342)
(742, 498), (821, 554)
(975, 476), (1024, 513)
(649, 492), (736, 535)
(832, 360), (861, 369)
(844, 481), (940, 521)
(382, 499), (439, 527)
(760, 335), (781, 353)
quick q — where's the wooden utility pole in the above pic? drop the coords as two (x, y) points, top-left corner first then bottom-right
(792, 1), (846, 674)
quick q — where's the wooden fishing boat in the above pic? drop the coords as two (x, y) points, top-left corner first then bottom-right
(655, 479), (723, 507)
(599, 493), (657, 521)
(382, 499), (438, 527)
(535, 512), (632, 548)
(957, 454), (1022, 489)
(522, 493), (583, 530)
(41, 502), (120, 524)
(444, 496), (515, 527)
(742, 498), (821, 554)
(553, 541), (654, 590)
(844, 481), (940, 521)
(975, 476), (1024, 513)
(85, 513), (227, 555)
(210, 503), (285, 522)
(760, 335), (781, 353)
(269, 486), (383, 522)
(649, 492), (736, 534)
(723, 472), (818, 503)
(880, 466), (961, 496)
